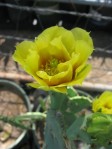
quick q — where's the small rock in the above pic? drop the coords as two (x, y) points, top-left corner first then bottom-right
(3, 123), (12, 134)
(0, 131), (10, 142)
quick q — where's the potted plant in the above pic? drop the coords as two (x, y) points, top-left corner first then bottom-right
(0, 79), (31, 149)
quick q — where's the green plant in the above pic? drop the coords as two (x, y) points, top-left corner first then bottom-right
(1, 26), (112, 149)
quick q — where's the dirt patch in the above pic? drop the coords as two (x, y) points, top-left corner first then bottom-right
(87, 56), (112, 85)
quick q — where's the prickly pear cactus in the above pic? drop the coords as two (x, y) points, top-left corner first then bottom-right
(43, 88), (92, 149)
(43, 109), (66, 149)
(43, 109), (76, 149)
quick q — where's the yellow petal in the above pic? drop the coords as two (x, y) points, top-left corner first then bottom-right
(13, 40), (49, 87)
(28, 82), (67, 93)
(92, 91), (112, 114)
(75, 40), (93, 66)
(61, 30), (76, 55)
(50, 86), (67, 93)
(35, 26), (67, 49)
(50, 37), (70, 60)
(36, 61), (73, 86)
(13, 41), (37, 66)
(27, 82), (49, 90)
(35, 39), (49, 50)
(37, 44), (70, 66)
(36, 26), (66, 41)
(92, 99), (100, 112)
(57, 63), (91, 87)
(13, 41), (39, 76)
(70, 53), (80, 69)
(98, 91), (112, 101)
(22, 55), (49, 88)
(24, 51), (39, 74)
(71, 27), (93, 48)
(74, 63), (91, 83)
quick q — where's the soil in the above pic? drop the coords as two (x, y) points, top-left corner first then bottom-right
(0, 90), (27, 149)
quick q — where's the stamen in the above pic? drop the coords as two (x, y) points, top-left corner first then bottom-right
(40, 57), (64, 76)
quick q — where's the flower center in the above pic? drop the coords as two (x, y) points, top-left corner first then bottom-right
(40, 57), (62, 76)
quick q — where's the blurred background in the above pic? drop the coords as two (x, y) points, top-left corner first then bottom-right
(0, 0), (112, 149)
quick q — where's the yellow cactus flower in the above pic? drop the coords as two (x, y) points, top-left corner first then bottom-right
(13, 26), (94, 93)
(92, 91), (112, 114)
